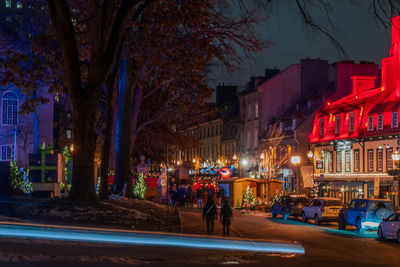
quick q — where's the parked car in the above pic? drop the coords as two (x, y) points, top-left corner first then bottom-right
(302, 197), (342, 225)
(272, 195), (309, 220)
(378, 212), (400, 242)
(338, 199), (394, 234)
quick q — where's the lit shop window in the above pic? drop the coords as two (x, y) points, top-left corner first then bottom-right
(367, 116), (374, 131)
(392, 111), (398, 128)
(377, 114), (383, 130)
(5, 0), (11, 8)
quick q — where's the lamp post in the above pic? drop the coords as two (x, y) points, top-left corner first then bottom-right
(259, 153), (265, 179)
(291, 155), (301, 193)
(391, 151), (400, 209)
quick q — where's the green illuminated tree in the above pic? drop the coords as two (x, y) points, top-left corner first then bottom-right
(242, 186), (255, 209)
(133, 173), (146, 200)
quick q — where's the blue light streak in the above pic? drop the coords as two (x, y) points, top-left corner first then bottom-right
(0, 224), (304, 254)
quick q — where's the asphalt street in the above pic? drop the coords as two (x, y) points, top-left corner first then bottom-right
(0, 208), (398, 266)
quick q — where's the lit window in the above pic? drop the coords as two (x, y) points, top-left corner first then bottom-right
(5, 0), (11, 8)
(387, 148), (393, 171)
(377, 148), (383, 171)
(392, 111), (398, 128)
(348, 112), (355, 133)
(336, 151), (342, 172)
(66, 129), (72, 139)
(2, 92), (17, 125)
(345, 151), (351, 172)
(335, 115), (341, 134)
(367, 116), (374, 131)
(354, 149), (360, 172)
(16, 1), (21, 8)
(319, 118), (324, 137)
(377, 114), (383, 130)
(367, 149), (373, 172)
(1, 145), (14, 161)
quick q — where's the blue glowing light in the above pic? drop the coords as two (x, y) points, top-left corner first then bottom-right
(0, 223), (304, 254)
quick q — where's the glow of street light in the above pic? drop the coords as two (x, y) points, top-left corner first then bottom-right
(177, 160), (181, 166)
(307, 151), (313, 158)
(192, 158), (196, 163)
(233, 154), (238, 160)
(260, 153), (265, 160)
(70, 144), (74, 152)
(392, 151), (400, 162)
(241, 159), (248, 166)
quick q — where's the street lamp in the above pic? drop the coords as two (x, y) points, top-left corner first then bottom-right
(192, 158), (196, 164)
(260, 153), (265, 160)
(307, 151), (313, 159)
(233, 154), (238, 160)
(70, 144), (74, 152)
(241, 159), (248, 166)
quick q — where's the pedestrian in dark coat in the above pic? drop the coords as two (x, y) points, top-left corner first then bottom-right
(220, 200), (233, 236)
(203, 197), (217, 235)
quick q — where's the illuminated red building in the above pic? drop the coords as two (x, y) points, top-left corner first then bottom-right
(309, 16), (400, 206)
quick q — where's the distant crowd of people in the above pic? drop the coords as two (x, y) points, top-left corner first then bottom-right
(168, 184), (225, 209)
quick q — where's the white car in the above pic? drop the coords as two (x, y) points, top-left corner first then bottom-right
(378, 212), (400, 242)
(302, 197), (343, 225)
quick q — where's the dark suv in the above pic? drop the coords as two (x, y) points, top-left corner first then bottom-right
(272, 195), (309, 220)
(338, 199), (394, 234)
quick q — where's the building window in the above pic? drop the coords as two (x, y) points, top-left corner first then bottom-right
(387, 148), (393, 171)
(319, 118), (324, 137)
(345, 151), (351, 172)
(247, 130), (251, 149)
(247, 106), (251, 120)
(255, 103), (258, 119)
(335, 115), (341, 134)
(348, 112), (355, 133)
(253, 130), (257, 149)
(336, 151), (342, 172)
(5, 0), (11, 8)
(368, 116), (374, 131)
(392, 112), (398, 128)
(377, 148), (383, 171)
(2, 92), (17, 125)
(1, 145), (13, 161)
(16, 1), (21, 8)
(377, 114), (383, 130)
(367, 149), (374, 172)
(328, 151), (333, 172)
(354, 149), (360, 172)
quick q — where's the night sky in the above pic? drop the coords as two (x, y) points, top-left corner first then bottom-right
(210, 1), (391, 89)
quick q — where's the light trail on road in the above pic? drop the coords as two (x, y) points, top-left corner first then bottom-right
(0, 222), (305, 254)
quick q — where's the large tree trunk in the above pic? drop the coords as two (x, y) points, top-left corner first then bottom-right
(130, 80), (143, 152)
(113, 57), (138, 196)
(68, 103), (97, 201)
(99, 69), (117, 200)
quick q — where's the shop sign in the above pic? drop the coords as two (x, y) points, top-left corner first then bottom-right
(219, 167), (232, 179)
(316, 160), (324, 169)
(334, 141), (352, 151)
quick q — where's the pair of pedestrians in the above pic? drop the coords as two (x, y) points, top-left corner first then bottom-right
(202, 199), (233, 236)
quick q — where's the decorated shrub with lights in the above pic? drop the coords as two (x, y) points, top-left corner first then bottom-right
(9, 161), (33, 194)
(242, 186), (255, 209)
(133, 173), (146, 200)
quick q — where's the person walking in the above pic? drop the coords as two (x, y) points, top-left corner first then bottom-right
(196, 186), (203, 208)
(220, 200), (233, 236)
(203, 197), (217, 235)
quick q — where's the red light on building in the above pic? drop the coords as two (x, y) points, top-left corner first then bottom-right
(219, 167), (232, 179)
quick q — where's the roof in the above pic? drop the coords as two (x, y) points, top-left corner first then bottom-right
(315, 197), (341, 200)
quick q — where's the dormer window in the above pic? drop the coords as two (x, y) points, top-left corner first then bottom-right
(335, 115), (341, 134)
(377, 114), (383, 130)
(319, 118), (325, 137)
(368, 116), (374, 131)
(348, 112), (355, 133)
(392, 111), (398, 128)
